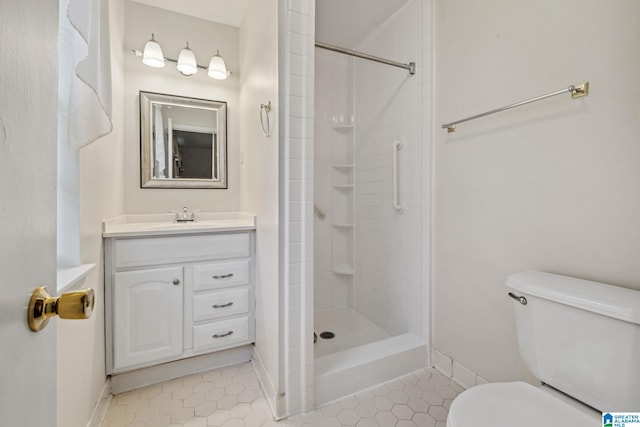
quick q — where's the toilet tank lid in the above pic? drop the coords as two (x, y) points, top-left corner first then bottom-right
(507, 271), (640, 325)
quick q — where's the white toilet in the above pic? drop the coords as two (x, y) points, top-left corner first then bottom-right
(446, 271), (640, 427)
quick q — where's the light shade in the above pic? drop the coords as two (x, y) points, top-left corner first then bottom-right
(142, 34), (165, 68)
(208, 50), (228, 80)
(177, 42), (198, 76)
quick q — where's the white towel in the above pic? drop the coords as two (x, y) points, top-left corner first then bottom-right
(61, 0), (112, 149)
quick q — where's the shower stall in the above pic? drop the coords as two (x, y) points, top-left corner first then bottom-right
(313, 0), (430, 404)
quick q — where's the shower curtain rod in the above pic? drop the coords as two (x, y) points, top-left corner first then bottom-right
(315, 41), (416, 75)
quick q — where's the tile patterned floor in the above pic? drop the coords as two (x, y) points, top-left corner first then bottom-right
(102, 362), (461, 427)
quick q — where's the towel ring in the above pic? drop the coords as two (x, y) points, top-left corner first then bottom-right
(260, 101), (272, 137)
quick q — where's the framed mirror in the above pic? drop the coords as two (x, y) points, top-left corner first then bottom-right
(140, 91), (227, 189)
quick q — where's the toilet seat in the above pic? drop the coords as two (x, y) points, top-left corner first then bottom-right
(446, 382), (600, 427)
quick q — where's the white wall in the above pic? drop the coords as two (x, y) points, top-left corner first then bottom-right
(313, 49), (352, 311)
(123, 1), (241, 213)
(238, 0), (281, 414)
(57, 0), (127, 426)
(312, 48), (333, 312)
(353, 0), (426, 336)
(433, 0), (640, 383)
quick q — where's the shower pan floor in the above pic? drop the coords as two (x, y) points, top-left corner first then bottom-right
(314, 307), (390, 358)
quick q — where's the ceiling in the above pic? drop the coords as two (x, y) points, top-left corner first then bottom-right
(129, 0), (410, 49)
(315, 0), (410, 48)
(129, 0), (251, 27)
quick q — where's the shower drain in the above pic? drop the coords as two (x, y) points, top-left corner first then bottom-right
(313, 331), (336, 343)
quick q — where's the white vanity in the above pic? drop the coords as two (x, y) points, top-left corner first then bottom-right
(103, 212), (256, 391)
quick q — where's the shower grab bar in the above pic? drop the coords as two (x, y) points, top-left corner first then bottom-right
(441, 82), (589, 133)
(315, 41), (416, 75)
(392, 140), (405, 214)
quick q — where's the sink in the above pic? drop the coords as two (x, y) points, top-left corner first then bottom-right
(137, 220), (246, 230)
(103, 213), (256, 237)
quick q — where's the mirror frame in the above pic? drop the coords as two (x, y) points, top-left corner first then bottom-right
(139, 91), (228, 189)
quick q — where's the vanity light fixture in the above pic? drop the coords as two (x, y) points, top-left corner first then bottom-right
(176, 42), (198, 76)
(142, 33), (165, 68)
(208, 50), (228, 80)
(135, 33), (229, 80)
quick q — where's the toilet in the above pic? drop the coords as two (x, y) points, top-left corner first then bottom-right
(447, 271), (640, 427)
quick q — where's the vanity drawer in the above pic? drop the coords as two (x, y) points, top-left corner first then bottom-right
(114, 232), (250, 269)
(193, 316), (249, 352)
(193, 288), (249, 322)
(193, 260), (250, 291)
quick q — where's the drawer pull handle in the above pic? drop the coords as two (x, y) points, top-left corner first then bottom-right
(172, 279), (181, 286)
(212, 331), (234, 339)
(212, 273), (234, 279)
(212, 302), (234, 309)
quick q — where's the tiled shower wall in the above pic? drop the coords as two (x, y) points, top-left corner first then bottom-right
(282, 0), (315, 416)
(353, 0), (426, 336)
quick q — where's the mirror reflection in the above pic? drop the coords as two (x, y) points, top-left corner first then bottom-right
(140, 91), (227, 188)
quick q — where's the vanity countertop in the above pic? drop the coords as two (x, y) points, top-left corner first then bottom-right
(102, 212), (256, 238)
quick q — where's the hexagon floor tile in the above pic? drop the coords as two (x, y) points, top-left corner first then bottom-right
(102, 363), (460, 427)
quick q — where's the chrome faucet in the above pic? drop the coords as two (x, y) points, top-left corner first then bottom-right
(171, 207), (198, 222)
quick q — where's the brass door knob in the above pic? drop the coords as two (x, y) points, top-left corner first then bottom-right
(28, 286), (95, 332)
(58, 288), (95, 319)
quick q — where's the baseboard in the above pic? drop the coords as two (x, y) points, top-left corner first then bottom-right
(251, 347), (282, 419)
(87, 378), (112, 427)
(432, 347), (488, 389)
(110, 345), (253, 394)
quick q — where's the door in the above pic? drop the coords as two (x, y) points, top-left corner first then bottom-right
(0, 0), (59, 425)
(113, 267), (184, 371)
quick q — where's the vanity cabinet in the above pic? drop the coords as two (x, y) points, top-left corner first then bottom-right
(104, 229), (255, 375)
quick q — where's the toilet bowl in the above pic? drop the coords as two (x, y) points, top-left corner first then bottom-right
(446, 271), (640, 426)
(447, 382), (600, 427)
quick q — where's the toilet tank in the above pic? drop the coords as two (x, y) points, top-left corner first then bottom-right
(506, 271), (640, 412)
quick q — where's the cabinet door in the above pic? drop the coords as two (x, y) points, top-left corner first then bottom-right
(113, 266), (183, 371)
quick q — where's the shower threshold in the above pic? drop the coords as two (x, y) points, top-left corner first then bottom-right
(314, 333), (428, 406)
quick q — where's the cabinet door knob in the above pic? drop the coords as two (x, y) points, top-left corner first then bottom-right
(173, 279), (181, 286)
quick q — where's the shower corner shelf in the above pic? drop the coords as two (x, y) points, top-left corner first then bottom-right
(332, 124), (354, 133)
(332, 223), (354, 229)
(332, 265), (354, 276)
(332, 184), (354, 190)
(332, 164), (354, 170)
